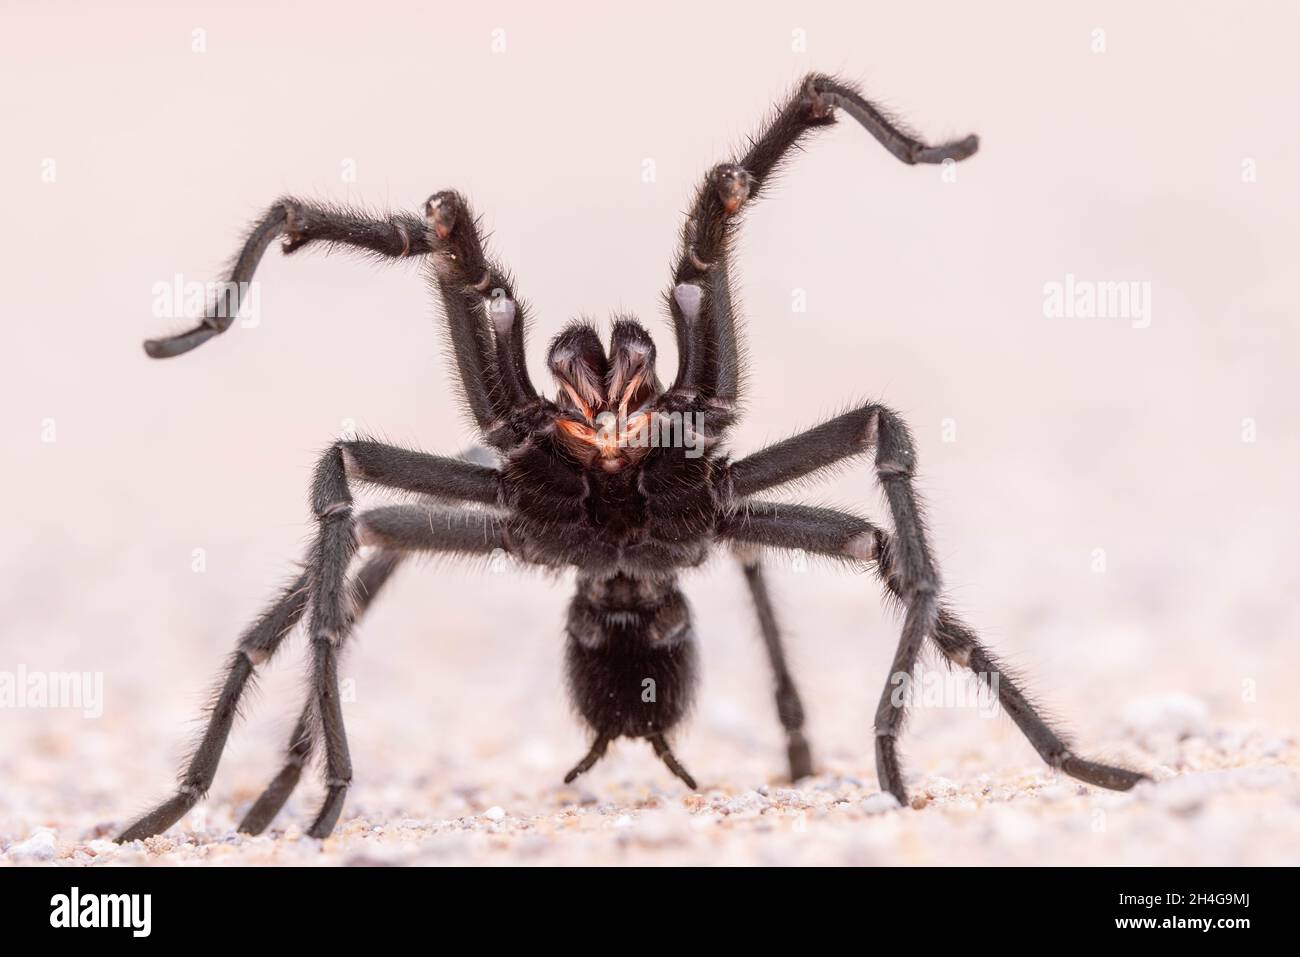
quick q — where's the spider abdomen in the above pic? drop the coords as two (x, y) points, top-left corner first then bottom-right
(565, 575), (698, 741)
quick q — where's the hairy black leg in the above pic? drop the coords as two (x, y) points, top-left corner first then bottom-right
(684, 74), (978, 278)
(143, 200), (432, 359)
(137, 190), (515, 449)
(141, 192), (544, 452)
(718, 502), (1146, 795)
(648, 733), (698, 790)
(304, 462), (515, 839)
(929, 611), (1146, 791)
(422, 191), (541, 440)
(304, 440), (516, 840)
(868, 408), (941, 807)
(563, 734), (611, 785)
(727, 403), (884, 497)
(664, 73), (978, 410)
(116, 573), (310, 842)
(733, 548), (813, 781)
(238, 550), (403, 835)
(727, 405), (941, 799)
(118, 442), (511, 843)
(354, 504), (512, 555)
(873, 605), (931, 805)
(875, 534), (1146, 792)
(300, 446), (359, 838)
(304, 501), (509, 839)
(730, 406), (940, 803)
(238, 442), (499, 834)
(805, 75), (981, 166)
(237, 706), (312, 837)
(340, 438), (501, 506)
(718, 502), (880, 563)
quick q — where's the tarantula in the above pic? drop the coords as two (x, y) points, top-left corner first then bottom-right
(118, 73), (1145, 842)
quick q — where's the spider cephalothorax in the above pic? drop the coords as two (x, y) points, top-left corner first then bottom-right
(120, 73), (1145, 844)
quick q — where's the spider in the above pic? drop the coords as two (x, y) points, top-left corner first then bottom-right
(118, 73), (1145, 843)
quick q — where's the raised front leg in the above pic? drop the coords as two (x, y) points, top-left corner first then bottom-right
(421, 190), (542, 441)
(663, 74), (979, 423)
(143, 199), (432, 359)
(141, 191), (544, 450)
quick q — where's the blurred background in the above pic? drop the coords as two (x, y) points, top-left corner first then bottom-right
(1, 0), (1297, 865)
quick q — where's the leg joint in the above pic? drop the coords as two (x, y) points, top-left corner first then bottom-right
(311, 444), (354, 518)
(843, 530), (881, 562)
(316, 501), (352, 521)
(240, 647), (269, 667)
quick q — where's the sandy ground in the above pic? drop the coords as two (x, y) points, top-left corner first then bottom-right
(3, 3), (1299, 866)
(2, 545), (1298, 867)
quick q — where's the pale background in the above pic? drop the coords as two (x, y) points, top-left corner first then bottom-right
(1, 1), (1297, 865)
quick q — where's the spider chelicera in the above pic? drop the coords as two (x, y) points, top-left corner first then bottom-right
(118, 73), (1145, 843)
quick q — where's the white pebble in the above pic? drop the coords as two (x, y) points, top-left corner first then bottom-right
(922, 776), (959, 797)
(725, 791), (770, 817)
(482, 806), (506, 821)
(862, 793), (901, 815)
(8, 828), (57, 862)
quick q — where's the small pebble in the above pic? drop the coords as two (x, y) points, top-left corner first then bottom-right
(8, 829), (57, 862)
(862, 793), (901, 815)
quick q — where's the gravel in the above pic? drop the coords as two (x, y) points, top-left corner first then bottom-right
(5, 533), (1298, 867)
(3, 695), (1296, 866)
